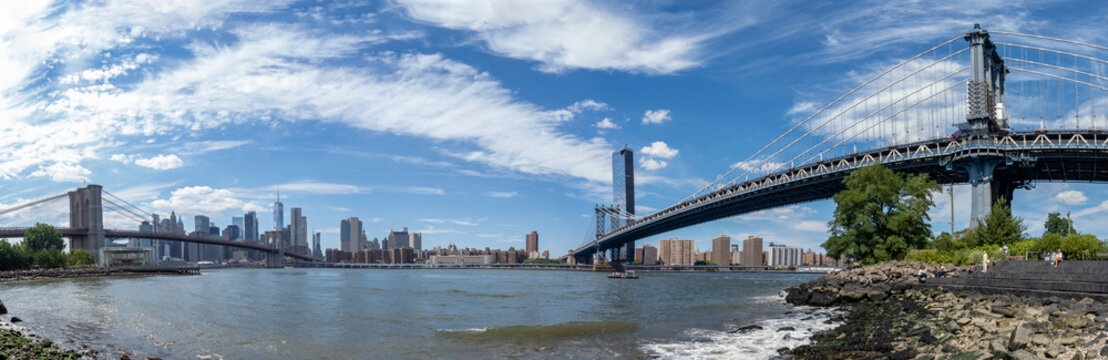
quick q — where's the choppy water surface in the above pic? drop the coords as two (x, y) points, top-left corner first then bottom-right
(0, 269), (835, 359)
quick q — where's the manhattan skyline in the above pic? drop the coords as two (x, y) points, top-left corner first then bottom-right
(4, 1), (1108, 254)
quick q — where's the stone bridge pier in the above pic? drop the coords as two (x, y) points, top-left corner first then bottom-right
(68, 185), (105, 261)
(265, 249), (286, 268)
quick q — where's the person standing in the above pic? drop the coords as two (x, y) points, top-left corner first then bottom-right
(982, 250), (989, 273)
(1002, 244), (1009, 258)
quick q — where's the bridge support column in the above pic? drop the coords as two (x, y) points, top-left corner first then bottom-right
(960, 157), (1010, 226)
(622, 241), (635, 265)
(68, 185), (105, 262)
(266, 250), (285, 268)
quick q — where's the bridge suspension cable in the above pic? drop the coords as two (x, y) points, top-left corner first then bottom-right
(1009, 67), (1108, 92)
(778, 67), (970, 171)
(686, 35), (965, 201)
(102, 190), (153, 217)
(806, 79), (970, 164)
(991, 31), (1108, 53)
(724, 58), (970, 188)
(0, 193), (67, 218)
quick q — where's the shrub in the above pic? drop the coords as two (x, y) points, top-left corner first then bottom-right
(66, 250), (95, 267)
(32, 249), (66, 269)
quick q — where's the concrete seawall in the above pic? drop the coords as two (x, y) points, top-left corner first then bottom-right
(920, 260), (1108, 300)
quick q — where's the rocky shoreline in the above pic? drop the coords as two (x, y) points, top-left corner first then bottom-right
(0, 299), (85, 359)
(0, 266), (198, 283)
(784, 262), (1108, 359)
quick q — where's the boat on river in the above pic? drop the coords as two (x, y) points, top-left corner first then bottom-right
(607, 270), (638, 279)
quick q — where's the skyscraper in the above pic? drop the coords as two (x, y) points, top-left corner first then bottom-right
(290, 207), (307, 247)
(388, 227), (409, 249)
(273, 191), (284, 231)
(340, 217), (363, 253)
(742, 236), (764, 267)
(312, 232), (323, 260)
(525, 231), (539, 258)
(712, 235), (731, 266)
(409, 232), (421, 252)
(659, 238), (694, 266)
(194, 215), (210, 235)
(232, 216), (244, 240)
(612, 146), (635, 262)
(244, 211), (258, 242)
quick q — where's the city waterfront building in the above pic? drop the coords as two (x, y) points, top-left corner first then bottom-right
(742, 236), (764, 266)
(525, 231), (539, 258)
(290, 207), (307, 248)
(612, 146), (635, 261)
(388, 228), (409, 249)
(244, 211), (258, 242)
(768, 244), (804, 267)
(194, 215), (210, 235)
(409, 232), (421, 253)
(658, 238), (694, 266)
(273, 191), (284, 231)
(99, 247), (155, 266)
(232, 216), (244, 240)
(429, 255), (492, 265)
(313, 232), (323, 260)
(711, 235), (731, 266)
(340, 217), (363, 253)
(641, 244), (658, 266)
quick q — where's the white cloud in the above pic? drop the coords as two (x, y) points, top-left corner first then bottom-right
(486, 191), (519, 198)
(792, 220), (828, 233)
(420, 218), (478, 226)
(20, 24), (613, 184)
(30, 162), (91, 183)
(395, 0), (708, 73)
(640, 141), (678, 159)
(1054, 190), (1088, 206)
(148, 186), (262, 216)
(134, 154), (183, 170)
(786, 101), (817, 116)
(639, 158), (668, 171)
(595, 118), (619, 129)
(415, 226), (464, 234)
(642, 109), (672, 124)
(568, 99), (610, 113)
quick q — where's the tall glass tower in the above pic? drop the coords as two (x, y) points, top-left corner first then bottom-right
(612, 146), (635, 219)
(612, 146), (635, 263)
(273, 190), (284, 231)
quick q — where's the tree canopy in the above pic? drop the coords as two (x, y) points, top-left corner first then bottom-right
(970, 197), (1026, 247)
(23, 223), (64, 252)
(1043, 212), (1075, 237)
(823, 164), (940, 265)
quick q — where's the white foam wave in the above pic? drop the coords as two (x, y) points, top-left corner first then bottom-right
(436, 327), (488, 333)
(641, 306), (843, 360)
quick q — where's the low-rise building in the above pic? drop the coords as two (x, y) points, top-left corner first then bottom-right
(100, 247), (155, 266)
(428, 255), (493, 265)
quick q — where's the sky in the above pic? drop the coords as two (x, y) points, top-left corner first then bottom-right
(3, 0), (1108, 256)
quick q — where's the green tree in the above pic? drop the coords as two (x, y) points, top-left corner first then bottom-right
(0, 239), (32, 271)
(970, 198), (1026, 247)
(66, 249), (95, 267)
(823, 164), (940, 265)
(32, 249), (66, 269)
(23, 223), (64, 252)
(1043, 212), (1075, 236)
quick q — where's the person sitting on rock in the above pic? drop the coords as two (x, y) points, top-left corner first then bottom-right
(917, 267), (928, 282)
(1053, 249), (1063, 267)
(935, 264), (946, 277)
(968, 261), (976, 278)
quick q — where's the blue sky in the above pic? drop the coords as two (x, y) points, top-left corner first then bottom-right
(2, 0), (1108, 255)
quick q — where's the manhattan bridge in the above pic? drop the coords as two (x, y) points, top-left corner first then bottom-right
(571, 25), (1108, 264)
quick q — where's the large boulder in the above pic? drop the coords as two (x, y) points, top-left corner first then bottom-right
(0, 299), (5, 315)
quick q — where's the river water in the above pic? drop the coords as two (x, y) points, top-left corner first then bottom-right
(0, 269), (841, 359)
